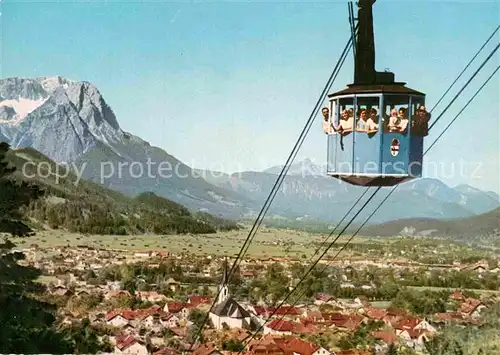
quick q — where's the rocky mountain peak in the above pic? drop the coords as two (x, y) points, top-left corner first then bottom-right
(37, 76), (73, 94)
(0, 76), (123, 163)
(0, 77), (47, 101)
(264, 158), (326, 176)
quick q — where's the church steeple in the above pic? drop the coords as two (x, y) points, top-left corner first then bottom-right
(217, 257), (229, 304)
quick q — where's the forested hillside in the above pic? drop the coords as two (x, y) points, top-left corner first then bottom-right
(3, 145), (239, 235)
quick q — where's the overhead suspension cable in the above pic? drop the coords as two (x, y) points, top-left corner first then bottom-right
(229, 25), (359, 277)
(230, 27), (364, 325)
(307, 187), (370, 261)
(313, 62), (500, 287)
(234, 29), (358, 272)
(238, 186), (382, 348)
(239, 44), (500, 352)
(430, 24), (499, 114)
(187, 30), (357, 350)
(429, 42), (499, 131)
(239, 185), (371, 344)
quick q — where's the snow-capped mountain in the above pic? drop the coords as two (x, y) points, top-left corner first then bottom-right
(0, 76), (251, 217)
(0, 77), (122, 162)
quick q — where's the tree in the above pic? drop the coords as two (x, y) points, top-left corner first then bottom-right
(386, 343), (398, 355)
(222, 339), (245, 352)
(187, 325), (204, 344)
(189, 308), (209, 328)
(0, 143), (108, 353)
(63, 318), (112, 353)
(0, 142), (43, 235)
(337, 321), (383, 350)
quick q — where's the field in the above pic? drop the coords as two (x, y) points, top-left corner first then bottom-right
(10, 226), (384, 259)
(408, 286), (500, 296)
(8, 224), (498, 264)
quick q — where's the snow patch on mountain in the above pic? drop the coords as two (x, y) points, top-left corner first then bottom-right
(0, 97), (48, 125)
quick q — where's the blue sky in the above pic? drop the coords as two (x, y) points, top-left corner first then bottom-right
(1, 0), (499, 192)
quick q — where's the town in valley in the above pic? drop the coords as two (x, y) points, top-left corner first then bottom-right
(7, 228), (500, 355)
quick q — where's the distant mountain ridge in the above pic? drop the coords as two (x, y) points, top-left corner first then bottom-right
(1, 76), (498, 225)
(199, 161), (499, 223)
(361, 207), (500, 246)
(263, 158), (327, 176)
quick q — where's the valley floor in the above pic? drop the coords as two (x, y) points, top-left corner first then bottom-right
(15, 227), (356, 258)
(11, 226), (499, 264)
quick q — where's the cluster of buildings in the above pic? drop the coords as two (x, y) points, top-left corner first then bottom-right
(14, 245), (496, 355)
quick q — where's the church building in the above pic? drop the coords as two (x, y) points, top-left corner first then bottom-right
(209, 259), (252, 330)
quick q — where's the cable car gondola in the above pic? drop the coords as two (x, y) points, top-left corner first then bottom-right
(326, 0), (430, 187)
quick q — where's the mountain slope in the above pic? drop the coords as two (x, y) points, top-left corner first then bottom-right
(361, 208), (500, 246)
(263, 158), (327, 176)
(3, 145), (239, 235)
(199, 164), (498, 223)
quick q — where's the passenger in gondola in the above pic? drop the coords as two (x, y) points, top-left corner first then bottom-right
(335, 109), (354, 133)
(387, 108), (399, 132)
(388, 108), (408, 133)
(363, 108), (378, 132)
(357, 109), (368, 131)
(322, 107), (333, 134)
(412, 105), (430, 136)
(397, 107), (409, 132)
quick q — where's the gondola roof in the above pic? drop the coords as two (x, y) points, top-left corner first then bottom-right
(328, 83), (425, 97)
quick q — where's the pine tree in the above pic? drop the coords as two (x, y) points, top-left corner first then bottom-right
(0, 143), (108, 353)
(386, 343), (398, 355)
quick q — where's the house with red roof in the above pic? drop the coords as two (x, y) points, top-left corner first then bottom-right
(272, 306), (302, 317)
(106, 310), (135, 328)
(114, 335), (148, 355)
(364, 308), (387, 321)
(371, 329), (397, 346)
(314, 293), (333, 305)
(274, 337), (332, 355)
(449, 290), (465, 302)
(398, 329), (431, 351)
(292, 321), (318, 336)
(321, 312), (350, 326)
(154, 348), (179, 355)
(189, 295), (212, 307)
(247, 334), (282, 353)
(160, 313), (180, 328)
(252, 306), (271, 318)
(164, 302), (190, 319)
(394, 317), (421, 333)
(338, 317), (363, 332)
(192, 342), (221, 355)
(459, 298), (485, 319)
(434, 312), (464, 324)
(335, 350), (371, 355)
(264, 319), (295, 335)
(249, 341), (283, 355)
